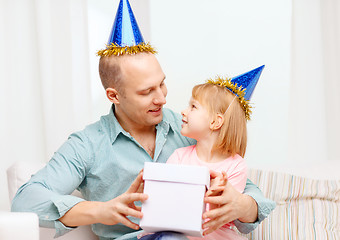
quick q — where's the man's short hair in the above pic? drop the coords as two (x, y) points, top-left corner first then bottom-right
(98, 56), (124, 92)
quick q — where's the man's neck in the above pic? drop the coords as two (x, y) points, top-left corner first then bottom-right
(113, 105), (157, 158)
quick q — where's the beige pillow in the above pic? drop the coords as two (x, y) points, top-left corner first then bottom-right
(244, 168), (340, 239)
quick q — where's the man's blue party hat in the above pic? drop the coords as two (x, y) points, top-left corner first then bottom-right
(97, 0), (156, 57)
(207, 65), (265, 120)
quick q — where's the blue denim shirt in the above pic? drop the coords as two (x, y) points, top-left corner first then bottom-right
(12, 106), (275, 240)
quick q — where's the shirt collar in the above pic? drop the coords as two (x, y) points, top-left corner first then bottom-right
(105, 104), (126, 143)
(105, 104), (175, 144)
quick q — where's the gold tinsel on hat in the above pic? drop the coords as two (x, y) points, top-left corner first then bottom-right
(97, 42), (157, 57)
(207, 76), (252, 121)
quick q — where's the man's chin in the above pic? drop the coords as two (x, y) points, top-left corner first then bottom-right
(148, 112), (163, 126)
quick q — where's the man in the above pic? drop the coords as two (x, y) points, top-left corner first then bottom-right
(12, 1), (275, 239)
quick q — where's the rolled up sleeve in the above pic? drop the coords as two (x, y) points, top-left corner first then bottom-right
(11, 131), (92, 237)
(234, 179), (276, 234)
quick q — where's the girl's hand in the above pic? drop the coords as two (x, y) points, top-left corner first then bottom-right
(206, 170), (228, 197)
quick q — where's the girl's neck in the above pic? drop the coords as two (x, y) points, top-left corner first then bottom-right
(195, 137), (231, 163)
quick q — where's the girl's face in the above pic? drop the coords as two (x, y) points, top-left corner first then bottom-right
(181, 98), (212, 140)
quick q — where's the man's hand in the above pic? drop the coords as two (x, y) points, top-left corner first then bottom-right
(202, 171), (258, 236)
(59, 170), (148, 230)
(96, 170), (147, 229)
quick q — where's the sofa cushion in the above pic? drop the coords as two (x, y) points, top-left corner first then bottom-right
(7, 161), (45, 202)
(244, 168), (340, 239)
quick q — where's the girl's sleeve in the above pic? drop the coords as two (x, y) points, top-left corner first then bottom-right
(227, 158), (247, 193)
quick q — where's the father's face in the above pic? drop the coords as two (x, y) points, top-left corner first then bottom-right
(117, 53), (167, 128)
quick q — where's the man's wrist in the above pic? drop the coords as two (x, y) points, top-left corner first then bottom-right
(59, 201), (102, 227)
(238, 194), (258, 223)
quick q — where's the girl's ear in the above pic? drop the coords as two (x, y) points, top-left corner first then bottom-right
(106, 88), (120, 104)
(210, 113), (224, 130)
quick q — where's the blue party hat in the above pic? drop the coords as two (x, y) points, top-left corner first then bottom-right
(207, 65), (265, 120)
(97, 0), (156, 57)
(231, 65), (265, 101)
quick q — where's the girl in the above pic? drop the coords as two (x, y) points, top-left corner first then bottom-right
(166, 77), (252, 240)
(140, 65), (264, 240)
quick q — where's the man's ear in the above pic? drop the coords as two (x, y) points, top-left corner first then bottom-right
(210, 113), (224, 130)
(106, 88), (120, 104)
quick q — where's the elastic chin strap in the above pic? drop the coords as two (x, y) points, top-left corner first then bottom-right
(223, 95), (237, 115)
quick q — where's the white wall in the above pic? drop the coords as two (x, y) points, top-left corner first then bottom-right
(0, 0), (92, 211)
(148, 0), (292, 168)
(0, 1), (46, 212)
(87, 0), (292, 168)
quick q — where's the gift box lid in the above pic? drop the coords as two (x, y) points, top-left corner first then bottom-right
(143, 162), (210, 188)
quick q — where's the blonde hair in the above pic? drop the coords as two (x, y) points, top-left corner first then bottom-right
(192, 83), (247, 157)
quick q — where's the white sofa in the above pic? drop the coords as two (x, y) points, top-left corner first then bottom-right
(6, 161), (340, 239)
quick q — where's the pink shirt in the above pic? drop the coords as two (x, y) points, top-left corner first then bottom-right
(166, 145), (247, 240)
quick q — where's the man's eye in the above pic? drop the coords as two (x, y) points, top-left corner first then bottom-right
(142, 90), (151, 95)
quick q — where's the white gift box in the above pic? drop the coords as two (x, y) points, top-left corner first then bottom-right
(140, 162), (210, 237)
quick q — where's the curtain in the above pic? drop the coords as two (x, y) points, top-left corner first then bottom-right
(0, 0), (92, 210)
(289, 0), (340, 163)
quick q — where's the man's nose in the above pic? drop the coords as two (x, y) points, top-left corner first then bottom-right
(154, 88), (166, 105)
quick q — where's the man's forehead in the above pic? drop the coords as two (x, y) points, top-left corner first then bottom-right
(102, 53), (147, 63)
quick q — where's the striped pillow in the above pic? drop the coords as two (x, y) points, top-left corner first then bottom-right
(243, 168), (340, 239)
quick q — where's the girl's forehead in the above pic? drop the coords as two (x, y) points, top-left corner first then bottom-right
(189, 97), (198, 103)
(189, 97), (204, 107)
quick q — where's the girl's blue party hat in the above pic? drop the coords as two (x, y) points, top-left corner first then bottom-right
(207, 65), (265, 120)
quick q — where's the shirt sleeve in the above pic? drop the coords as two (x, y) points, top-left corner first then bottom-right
(233, 179), (276, 234)
(11, 131), (93, 237)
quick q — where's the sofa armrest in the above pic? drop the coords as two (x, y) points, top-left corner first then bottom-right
(0, 212), (39, 240)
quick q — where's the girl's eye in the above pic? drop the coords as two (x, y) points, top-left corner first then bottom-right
(191, 104), (196, 109)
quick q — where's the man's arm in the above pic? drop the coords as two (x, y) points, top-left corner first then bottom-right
(234, 178), (276, 234)
(12, 132), (147, 237)
(203, 178), (276, 235)
(11, 132), (94, 236)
